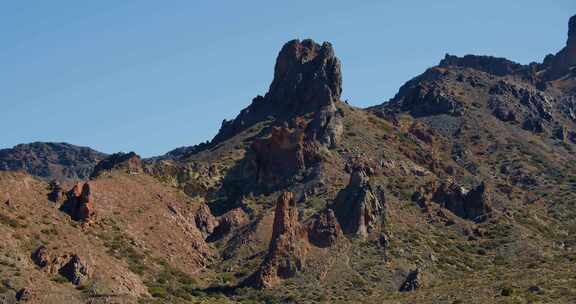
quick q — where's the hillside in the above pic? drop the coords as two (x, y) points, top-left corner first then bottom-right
(0, 15), (576, 304)
(0, 143), (107, 182)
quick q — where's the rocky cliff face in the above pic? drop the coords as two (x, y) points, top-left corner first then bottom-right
(544, 15), (576, 80)
(212, 39), (343, 145)
(60, 182), (96, 222)
(0, 142), (106, 181)
(333, 168), (385, 239)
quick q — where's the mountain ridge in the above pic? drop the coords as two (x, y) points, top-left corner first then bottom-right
(1, 15), (576, 304)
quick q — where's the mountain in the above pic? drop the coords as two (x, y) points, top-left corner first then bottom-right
(1, 16), (576, 304)
(0, 142), (107, 181)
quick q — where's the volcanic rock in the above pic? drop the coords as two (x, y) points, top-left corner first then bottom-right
(61, 182), (95, 222)
(333, 168), (385, 239)
(440, 54), (524, 77)
(307, 208), (342, 248)
(250, 126), (306, 189)
(544, 15), (576, 80)
(250, 192), (307, 288)
(15, 288), (32, 302)
(47, 180), (63, 203)
(213, 39), (343, 144)
(0, 142), (107, 181)
(424, 180), (493, 222)
(58, 255), (90, 285)
(31, 246), (50, 268)
(194, 203), (218, 237)
(91, 152), (143, 178)
(207, 208), (250, 242)
(399, 268), (425, 292)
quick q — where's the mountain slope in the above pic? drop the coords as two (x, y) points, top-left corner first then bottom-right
(1, 16), (576, 304)
(0, 142), (107, 181)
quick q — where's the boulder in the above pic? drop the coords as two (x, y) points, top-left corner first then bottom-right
(59, 255), (90, 286)
(399, 268), (425, 292)
(47, 180), (63, 203)
(15, 288), (32, 302)
(307, 209), (342, 248)
(31, 246), (50, 268)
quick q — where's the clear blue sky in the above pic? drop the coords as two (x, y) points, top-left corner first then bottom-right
(1, 1), (574, 157)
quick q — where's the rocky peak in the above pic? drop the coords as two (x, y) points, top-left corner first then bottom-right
(90, 152), (142, 178)
(544, 14), (576, 80)
(212, 39), (343, 144)
(568, 15), (576, 44)
(268, 39), (342, 111)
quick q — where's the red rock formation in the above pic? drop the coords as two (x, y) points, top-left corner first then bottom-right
(307, 208), (342, 248)
(61, 182), (95, 222)
(250, 126), (306, 188)
(251, 192), (308, 288)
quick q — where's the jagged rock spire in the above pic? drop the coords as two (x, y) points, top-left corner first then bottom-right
(568, 15), (576, 44)
(212, 39), (343, 144)
(544, 14), (576, 80)
(268, 39), (342, 111)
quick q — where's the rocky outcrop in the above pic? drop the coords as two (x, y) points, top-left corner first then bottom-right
(333, 168), (385, 239)
(47, 180), (63, 203)
(60, 183), (95, 222)
(194, 204), (218, 237)
(31, 245), (50, 268)
(213, 39), (343, 145)
(544, 15), (576, 80)
(464, 182), (494, 222)
(488, 80), (554, 132)
(59, 255), (90, 286)
(207, 208), (250, 242)
(307, 208), (342, 248)
(15, 288), (32, 302)
(0, 142), (107, 181)
(397, 82), (464, 117)
(440, 54), (525, 77)
(31, 246), (91, 285)
(420, 180), (493, 222)
(250, 126), (307, 189)
(250, 192), (307, 288)
(90, 152), (143, 178)
(399, 268), (425, 292)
